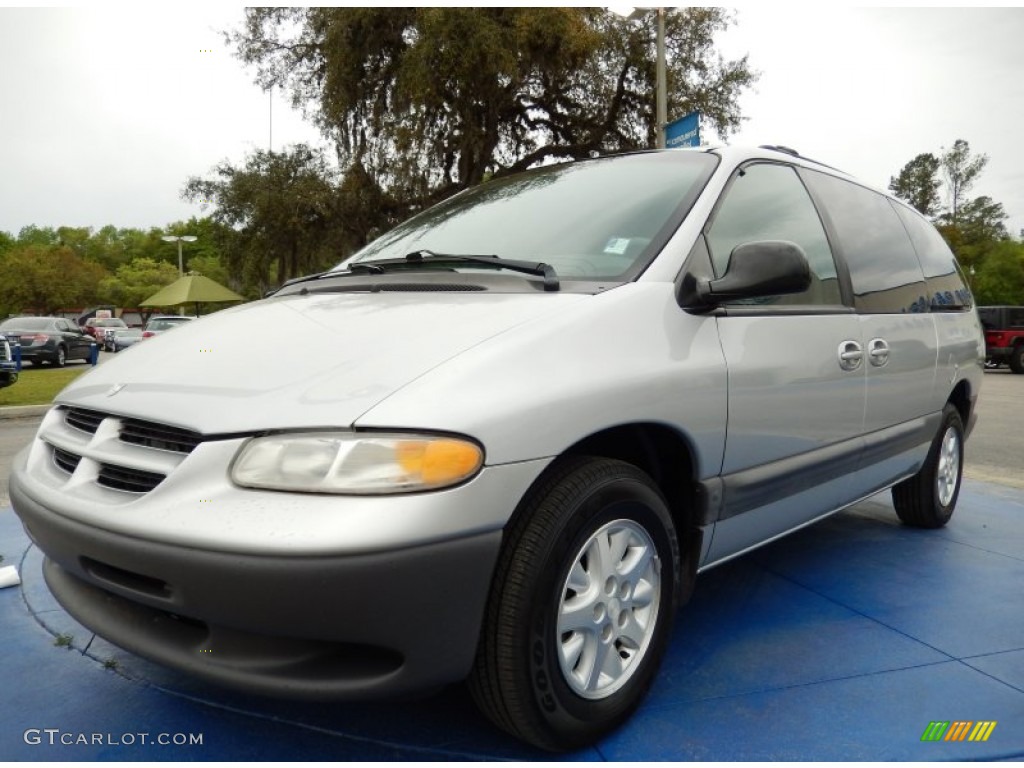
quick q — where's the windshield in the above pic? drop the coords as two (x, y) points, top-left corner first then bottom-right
(336, 152), (717, 281)
(148, 318), (189, 331)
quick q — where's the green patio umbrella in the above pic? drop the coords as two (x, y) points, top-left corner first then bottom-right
(141, 274), (245, 317)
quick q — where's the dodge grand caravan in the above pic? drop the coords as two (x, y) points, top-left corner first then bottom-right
(9, 146), (984, 751)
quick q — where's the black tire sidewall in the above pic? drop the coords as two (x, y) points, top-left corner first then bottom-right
(524, 474), (678, 748)
(1011, 345), (1024, 374)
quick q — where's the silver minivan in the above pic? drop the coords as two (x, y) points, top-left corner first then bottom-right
(10, 146), (984, 750)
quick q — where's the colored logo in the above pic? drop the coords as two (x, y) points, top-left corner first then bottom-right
(921, 721), (996, 742)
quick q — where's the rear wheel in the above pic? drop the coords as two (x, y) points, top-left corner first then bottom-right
(55, 346), (67, 367)
(468, 457), (680, 751)
(892, 403), (964, 528)
(1010, 344), (1024, 374)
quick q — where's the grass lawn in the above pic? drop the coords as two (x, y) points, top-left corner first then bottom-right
(0, 365), (88, 407)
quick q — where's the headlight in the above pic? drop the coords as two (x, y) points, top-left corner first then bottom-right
(230, 432), (484, 494)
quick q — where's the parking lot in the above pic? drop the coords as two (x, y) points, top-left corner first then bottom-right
(1, 368), (1022, 760)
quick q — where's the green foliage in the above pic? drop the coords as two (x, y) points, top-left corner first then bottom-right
(973, 240), (1024, 305)
(225, 7), (756, 261)
(98, 258), (179, 308)
(186, 254), (231, 286)
(940, 139), (988, 225)
(0, 245), (109, 316)
(53, 633), (74, 649)
(17, 225), (59, 247)
(183, 145), (345, 290)
(0, 231), (15, 257)
(889, 153), (941, 217)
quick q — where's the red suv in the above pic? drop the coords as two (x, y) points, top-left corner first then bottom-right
(83, 317), (127, 343)
(978, 305), (1024, 373)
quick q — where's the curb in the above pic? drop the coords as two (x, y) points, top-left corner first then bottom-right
(0, 405), (50, 420)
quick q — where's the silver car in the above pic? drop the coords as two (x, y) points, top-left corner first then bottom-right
(9, 146), (984, 751)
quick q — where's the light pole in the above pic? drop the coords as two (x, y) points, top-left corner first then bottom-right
(610, 6), (667, 149)
(161, 235), (197, 278)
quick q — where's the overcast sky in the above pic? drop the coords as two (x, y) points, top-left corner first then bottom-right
(1, 5), (1022, 240)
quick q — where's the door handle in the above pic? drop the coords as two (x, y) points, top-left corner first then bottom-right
(868, 338), (890, 367)
(837, 340), (863, 371)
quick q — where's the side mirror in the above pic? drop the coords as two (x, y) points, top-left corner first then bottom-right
(679, 240), (811, 310)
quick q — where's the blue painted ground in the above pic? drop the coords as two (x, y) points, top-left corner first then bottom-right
(1, 479), (1022, 761)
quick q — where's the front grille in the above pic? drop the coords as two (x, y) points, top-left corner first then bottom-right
(97, 463), (166, 493)
(65, 408), (105, 434)
(52, 447), (81, 475)
(120, 419), (202, 454)
(46, 407), (203, 497)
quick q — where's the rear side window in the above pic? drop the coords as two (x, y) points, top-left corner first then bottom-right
(705, 163), (841, 306)
(803, 170), (927, 313)
(892, 202), (971, 310)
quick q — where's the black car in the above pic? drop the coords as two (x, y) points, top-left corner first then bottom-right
(0, 334), (18, 388)
(0, 317), (94, 367)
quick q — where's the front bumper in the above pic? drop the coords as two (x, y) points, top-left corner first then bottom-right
(12, 469), (504, 699)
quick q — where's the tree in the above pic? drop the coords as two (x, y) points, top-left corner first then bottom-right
(0, 245), (108, 316)
(17, 225), (58, 247)
(973, 240), (1024, 305)
(228, 8), (756, 215)
(97, 257), (180, 309)
(940, 139), (987, 226)
(182, 145), (344, 290)
(0, 231), (14, 258)
(888, 152), (941, 216)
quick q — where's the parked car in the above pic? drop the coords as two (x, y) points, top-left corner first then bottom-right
(0, 334), (18, 388)
(141, 315), (194, 339)
(8, 146), (985, 751)
(83, 317), (128, 343)
(108, 327), (144, 353)
(0, 316), (93, 367)
(978, 305), (1024, 373)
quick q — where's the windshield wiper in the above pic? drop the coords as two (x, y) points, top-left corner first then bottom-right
(404, 250), (559, 292)
(272, 261), (387, 294)
(274, 249), (559, 294)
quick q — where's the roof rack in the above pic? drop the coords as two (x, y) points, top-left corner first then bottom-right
(758, 144), (846, 175)
(759, 144), (800, 157)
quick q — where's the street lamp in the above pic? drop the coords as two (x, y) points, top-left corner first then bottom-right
(610, 6), (667, 149)
(161, 235), (197, 278)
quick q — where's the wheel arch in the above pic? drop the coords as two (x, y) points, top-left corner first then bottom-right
(559, 422), (704, 601)
(947, 379), (972, 432)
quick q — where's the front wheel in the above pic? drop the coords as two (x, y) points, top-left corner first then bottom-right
(892, 403), (964, 528)
(469, 457), (680, 751)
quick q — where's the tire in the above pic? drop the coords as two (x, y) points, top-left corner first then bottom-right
(1010, 344), (1024, 374)
(55, 346), (67, 367)
(468, 457), (681, 751)
(892, 403), (964, 528)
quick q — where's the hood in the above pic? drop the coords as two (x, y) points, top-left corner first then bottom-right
(56, 290), (586, 434)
